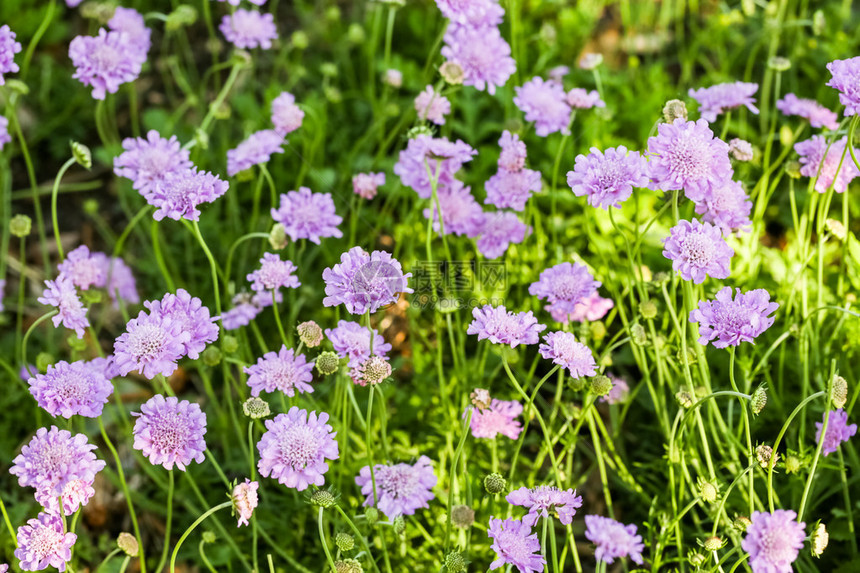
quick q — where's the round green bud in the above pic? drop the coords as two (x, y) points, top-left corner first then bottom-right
(297, 321), (323, 348)
(334, 532), (354, 552)
(83, 199), (100, 215)
(242, 397), (271, 419)
(291, 31), (310, 50)
(639, 300), (658, 320)
(324, 86), (342, 104)
(35, 352), (54, 373)
(201, 531), (216, 544)
(117, 532), (139, 556)
(439, 61), (464, 85)
(222, 335), (239, 354)
(697, 477), (719, 504)
(784, 160), (802, 179)
(70, 141), (92, 169)
(316, 351), (341, 376)
(321, 63), (338, 78)
(751, 386), (767, 415)
(268, 223), (288, 250)
(590, 375), (612, 397)
(364, 507), (379, 525)
(688, 551), (706, 567)
(733, 515), (752, 532)
(81, 289), (103, 305)
(325, 6), (341, 21)
(675, 391), (694, 409)
(768, 56), (791, 72)
(631, 323), (648, 345)
(784, 452), (803, 474)
(202, 345), (222, 367)
(589, 321), (607, 341)
(703, 536), (723, 552)
(335, 559), (363, 573)
(67, 334), (88, 351)
(407, 125), (434, 139)
(347, 23), (366, 45)
(10, 214), (32, 238)
(310, 490), (337, 508)
(166, 5), (198, 31)
(483, 473), (506, 495)
(831, 375), (848, 409)
(444, 551), (467, 573)
(392, 515), (406, 535)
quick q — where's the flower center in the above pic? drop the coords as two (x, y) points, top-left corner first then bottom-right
(149, 412), (191, 454)
(280, 426), (319, 469)
(680, 232), (716, 266)
(128, 322), (167, 362)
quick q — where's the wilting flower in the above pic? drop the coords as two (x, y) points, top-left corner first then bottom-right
(27, 360), (113, 419)
(271, 187), (343, 244)
(476, 211), (530, 259)
(691, 179), (752, 234)
(394, 134), (476, 198)
(247, 253), (300, 293)
(415, 85), (451, 125)
(741, 510), (805, 573)
(355, 456), (437, 519)
(244, 346), (314, 397)
(507, 485), (583, 526)
(271, 91), (304, 135)
(815, 409), (857, 456)
(794, 135), (859, 193)
(114, 130), (193, 195)
(487, 517), (545, 573)
(776, 93), (839, 129)
(297, 321), (323, 347)
(470, 399), (523, 440)
(434, 0), (504, 27)
(584, 515), (645, 565)
(232, 479), (259, 527)
(690, 287), (778, 348)
(146, 168), (229, 222)
(113, 309), (191, 379)
(0, 25), (22, 86)
(227, 130), (285, 176)
(467, 305), (546, 348)
(108, 7), (151, 60)
(689, 82), (759, 122)
(826, 57), (860, 116)
(567, 146), (648, 210)
(566, 88), (605, 109)
(257, 407), (339, 490)
(322, 247), (412, 314)
(220, 10), (278, 49)
(69, 29), (143, 100)
(325, 320), (392, 367)
(38, 276), (90, 338)
(539, 331), (597, 378)
(57, 245), (105, 290)
(352, 172), (386, 200)
(132, 395), (207, 471)
(662, 219), (734, 284)
(514, 77), (571, 136)
(529, 262), (600, 319)
(14, 513), (77, 572)
(424, 181), (485, 237)
(441, 24), (515, 95)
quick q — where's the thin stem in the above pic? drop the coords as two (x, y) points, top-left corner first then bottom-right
(445, 408), (472, 552)
(0, 495), (17, 547)
(169, 501), (232, 573)
(155, 470), (176, 573)
(729, 348), (754, 515)
(51, 157), (77, 261)
(318, 507), (338, 572)
(188, 220), (223, 318)
(272, 289), (289, 347)
(20, 311), (58, 378)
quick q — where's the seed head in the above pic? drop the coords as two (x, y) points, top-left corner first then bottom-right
(676, 391), (694, 408)
(663, 99), (688, 123)
(291, 31), (309, 50)
(784, 451), (803, 474)
(768, 56), (791, 72)
(590, 375), (612, 397)
(590, 321), (607, 340)
(222, 335), (239, 354)
(70, 141), (93, 169)
(297, 321), (324, 347)
(451, 505), (475, 529)
(316, 351), (341, 376)
(831, 375), (848, 409)
(751, 386), (767, 415)
(733, 515), (752, 532)
(640, 300), (658, 320)
(335, 532), (354, 552)
(309, 489), (337, 508)
(117, 532), (139, 556)
(755, 444), (776, 468)
(202, 345), (222, 367)
(688, 551), (706, 567)
(201, 531), (216, 544)
(702, 536), (723, 552)
(10, 214), (32, 238)
(440, 61), (464, 85)
(444, 550), (468, 573)
(268, 223), (288, 250)
(810, 522), (828, 557)
(393, 515), (406, 535)
(335, 559), (363, 573)
(484, 473), (507, 495)
(364, 507), (379, 525)
(825, 219), (847, 241)
(631, 323), (648, 345)
(697, 476), (719, 503)
(242, 397), (271, 419)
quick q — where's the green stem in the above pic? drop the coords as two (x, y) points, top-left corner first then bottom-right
(0, 495), (17, 547)
(728, 347), (754, 515)
(20, 311), (58, 376)
(445, 408), (472, 552)
(188, 220), (223, 318)
(50, 157), (77, 261)
(318, 507), (338, 572)
(169, 501), (232, 572)
(155, 471), (175, 573)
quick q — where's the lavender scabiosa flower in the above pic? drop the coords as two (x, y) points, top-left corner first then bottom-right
(585, 515), (645, 565)
(220, 10), (278, 49)
(394, 134), (476, 198)
(257, 407), (339, 491)
(646, 118), (734, 202)
(271, 91), (304, 135)
(325, 320), (392, 367)
(556, 291), (614, 323)
(38, 276), (90, 338)
(27, 360), (113, 419)
(689, 287), (778, 348)
(795, 135), (859, 193)
(692, 179), (753, 234)
(144, 289), (219, 360)
(108, 7), (151, 61)
(498, 130), (528, 171)
(513, 77), (571, 136)
(741, 510), (805, 573)
(485, 168), (541, 212)
(662, 219), (734, 284)
(113, 310), (191, 378)
(441, 24), (515, 95)
(424, 181), (485, 237)
(0, 25), (22, 85)
(114, 130), (193, 195)
(487, 517), (545, 573)
(92, 254), (141, 307)
(353, 172), (386, 200)
(470, 399), (523, 440)
(14, 513), (77, 572)
(147, 168), (229, 222)
(539, 331), (597, 378)
(227, 129), (285, 176)
(247, 253), (300, 293)
(132, 394), (207, 471)
(0, 116), (10, 151)
(351, 355), (392, 387)
(826, 57), (860, 116)
(0, 277), (5, 312)
(244, 346), (314, 397)
(688, 82), (759, 122)
(415, 85), (451, 125)
(435, 0), (505, 27)
(467, 305), (546, 348)
(567, 146), (648, 209)
(271, 187), (343, 244)
(355, 456), (437, 519)
(507, 486), (583, 527)
(69, 29), (143, 100)
(547, 65), (569, 83)
(476, 211), (530, 259)
(776, 93), (839, 129)
(529, 262), (600, 318)
(221, 295), (262, 331)
(35, 478), (95, 517)
(815, 409), (857, 456)
(729, 138), (754, 161)
(384, 68), (402, 88)
(57, 245), (105, 290)
(601, 375), (630, 404)
(232, 479), (259, 527)
(323, 247), (412, 314)
(566, 88), (605, 109)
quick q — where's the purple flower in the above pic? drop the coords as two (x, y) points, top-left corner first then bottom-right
(322, 247), (412, 314)
(384, 69), (402, 88)
(69, 29), (143, 100)
(691, 179), (752, 234)
(646, 118), (734, 202)
(144, 289), (219, 360)
(35, 478), (96, 517)
(57, 245), (105, 290)
(485, 168), (541, 212)
(257, 407), (339, 490)
(245, 346), (314, 397)
(547, 65), (569, 83)
(132, 394), (207, 471)
(220, 10), (278, 49)
(27, 360), (113, 419)
(146, 167), (229, 222)
(352, 172), (386, 200)
(741, 510), (805, 573)
(826, 57), (860, 116)
(601, 375), (630, 405)
(815, 409), (857, 456)
(553, 291), (614, 324)
(529, 262), (601, 319)
(218, 0), (267, 4)
(476, 211), (530, 259)
(441, 24), (515, 95)
(38, 276), (90, 338)
(247, 253), (300, 293)
(539, 331), (597, 378)
(355, 456), (437, 519)
(467, 305), (546, 348)
(435, 0), (505, 27)
(470, 399), (522, 440)
(567, 146), (648, 210)
(662, 219), (734, 284)
(0, 25), (22, 85)
(227, 129), (285, 176)
(350, 355), (392, 387)
(325, 320), (392, 367)
(222, 297), (261, 331)
(91, 252), (140, 307)
(584, 515), (645, 565)
(271, 187), (343, 244)
(507, 485), (583, 527)
(84, 355), (121, 380)
(487, 517), (545, 573)
(795, 135), (859, 193)
(424, 181), (485, 237)
(10, 426), (105, 499)
(566, 88), (605, 110)
(415, 85), (451, 125)
(271, 92), (304, 135)
(689, 286), (778, 348)
(113, 310), (191, 379)
(15, 513), (77, 572)
(0, 277), (5, 312)
(514, 77), (571, 136)
(394, 134), (477, 199)
(114, 130), (193, 195)
(108, 7), (151, 60)
(729, 138), (754, 161)
(498, 130), (528, 172)
(0, 116), (10, 151)
(689, 82), (759, 122)
(232, 479), (259, 527)
(776, 93), (839, 130)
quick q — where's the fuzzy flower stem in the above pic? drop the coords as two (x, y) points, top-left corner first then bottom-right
(155, 470), (175, 573)
(445, 408), (472, 552)
(317, 506), (338, 571)
(50, 157), (77, 261)
(169, 501), (232, 573)
(728, 347), (754, 515)
(797, 361), (836, 522)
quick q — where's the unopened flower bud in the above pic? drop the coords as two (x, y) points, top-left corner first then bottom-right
(785, 160), (802, 179)
(310, 489), (337, 508)
(451, 505), (475, 529)
(810, 522), (828, 557)
(297, 321), (323, 347)
(640, 300), (658, 320)
(347, 23), (366, 45)
(697, 477), (719, 503)
(222, 335), (239, 354)
(631, 323), (648, 345)
(703, 536), (723, 552)
(407, 125), (434, 139)
(167, 5), (198, 31)
(439, 61), (464, 85)
(756, 444), (776, 468)
(812, 10), (826, 36)
(268, 223), (288, 250)
(229, 49), (252, 67)
(652, 271), (671, 284)
(321, 62), (338, 78)
(335, 532), (354, 552)
(201, 531), (216, 544)
(335, 559), (363, 573)
(202, 345), (222, 367)
(4, 79), (29, 95)
(676, 391), (694, 408)
(663, 99), (688, 123)
(590, 375), (612, 397)
(784, 452), (803, 474)
(324, 86), (342, 104)
(579, 52), (603, 70)
(831, 375), (848, 409)
(325, 6), (341, 21)
(688, 551), (706, 567)
(484, 473), (506, 495)
(71, 142), (92, 169)
(444, 550), (468, 573)
(590, 321), (607, 341)
(751, 386), (767, 415)
(364, 507), (379, 525)
(117, 532), (139, 556)
(316, 351), (341, 376)
(733, 515), (752, 532)
(291, 31), (309, 50)
(242, 397), (270, 419)
(677, 347), (697, 366)
(768, 56), (791, 72)
(83, 199), (99, 215)
(68, 334), (88, 351)
(392, 515), (406, 535)
(10, 214), (32, 238)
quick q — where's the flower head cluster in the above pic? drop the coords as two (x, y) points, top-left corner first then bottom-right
(741, 510), (805, 573)
(0, 25), (22, 85)
(35, 478), (96, 517)
(38, 276), (90, 338)
(57, 245), (105, 290)
(245, 346), (314, 397)
(272, 91), (304, 135)
(232, 479), (259, 527)
(325, 320), (392, 367)
(514, 77), (571, 136)
(487, 517), (545, 573)
(557, 291), (614, 323)
(69, 27), (145, 100)
(351, 355), (392, 387)
(257, 407), (339, 490)
(132, 394), (207, 471)
(113, 309), (190, 379)
(323, 247), (412, 314)
(0, 117), (9, 151)
(567, 146), (648, 210)
(691, 179), (752, 234)
(247, 253), (300, 293)
(662, 219), (734, 284)
(394, 134), (476, 199)
(566, 88), (605, 109)
(507, 486), (583, 526)
(485, 131), (541, 211)
(14, 513), (77, 572)
(467, 305), (546, 348)
(690, 287), (778, 348)
(227, 130), (285, 176)
(585, 515), (645, 565)
(776, 93), (839, 129)
(415, 85), (451, 125)
(529, 262), (601, 320)
(114, 130), (193, 195)
(441, 23), (514, 95)
(221, 295), (262, 330)
(688, 82), (759, 122)
(539, 331), (597, 378)
(220, 10), (278, 49)
(423, 181), (485, 237)
(109, 6), (151, 60)
(147, 167), (229, 222)
(352, 172), (386, 200)
(271, 187), (343, 244)
(795, 135), (859, 193)
(826, 57), (860, 116)
(435, 0), (504, 27)
(476, 211), (530, 259)
(355, 456), (437, 519)
(815, 409), (857, 456)
(27, 360), (113, 419)
(470, 399), (523, 440)
(144, 289), (219, 360)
